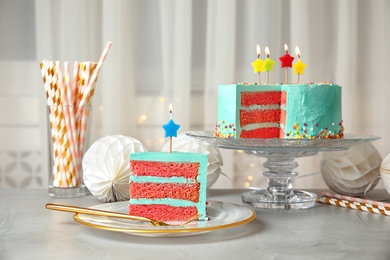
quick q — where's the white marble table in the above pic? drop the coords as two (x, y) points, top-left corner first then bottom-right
(1, 189), (390, 259)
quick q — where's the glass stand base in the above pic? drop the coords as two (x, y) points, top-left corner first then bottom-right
(241, 150), (318, 211)
(242, 189), (317, 210)
(48, 184), (89, 198)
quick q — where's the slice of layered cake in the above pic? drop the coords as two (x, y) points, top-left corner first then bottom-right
(129, 152), (208, 221)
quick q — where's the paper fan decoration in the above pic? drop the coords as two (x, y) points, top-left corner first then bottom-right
(321, 142), (382, 196)
(380, 153), (390, 196)
(162, 133), (223, 188)
(83, 135), (147, 202)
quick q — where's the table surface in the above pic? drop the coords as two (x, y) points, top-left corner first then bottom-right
(1, 189), (390, 260)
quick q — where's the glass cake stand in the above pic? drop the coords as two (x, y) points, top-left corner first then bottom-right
(186, 131), (380, 211)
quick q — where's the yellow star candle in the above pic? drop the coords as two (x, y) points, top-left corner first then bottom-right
(292, 46), (307, 83)
(264, 47), (276, 84)
(251, 44), (264, 84)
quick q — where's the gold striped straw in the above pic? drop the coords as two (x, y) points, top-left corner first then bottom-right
(317, 197), (390, 217)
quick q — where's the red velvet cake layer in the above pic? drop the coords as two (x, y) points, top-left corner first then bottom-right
(241, 127), (280, 138)
(240, 109), (281, 126)
(241, 91), (281, 107)
(129, 204), (198, 221)
(130, 182), (200, 202)
(130, 161), (199, 179)
(281, 91), (287, 105)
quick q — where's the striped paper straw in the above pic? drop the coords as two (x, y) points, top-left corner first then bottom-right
(41, 43), (112, 189)
(77, 41), (112, 108)
(41, 61), (61, 186)
(44, 61), (67, 187)
(317, 197), (390, 216)
(56, 61), (76, 187)
(71, 61), (80, 107)
(64, 61), (79, 164)
(76, 105), (89, 176)
(321, 192), (390, 210)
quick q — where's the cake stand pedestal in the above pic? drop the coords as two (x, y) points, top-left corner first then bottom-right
(241, 150), (318, 210)
(186, 131), (380, 211)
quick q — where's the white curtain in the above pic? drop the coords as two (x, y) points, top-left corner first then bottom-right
(0, 0), (389, 190)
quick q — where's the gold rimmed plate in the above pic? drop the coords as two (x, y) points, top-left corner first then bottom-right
(73, 201), (256, 237)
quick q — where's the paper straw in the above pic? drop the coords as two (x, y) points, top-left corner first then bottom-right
(50, 105), (67, 187)
(41, 60), (57, 105)
(41, 61), (62, 186)
(321, 192), (390, 210)
(45, 61), (66, 187)
(40, 61), (51, 104)
(40, 41), (112, 189)
(85, 63), (98, 106)
(71, 61), (79, 106)
(317, 197), (390, 216)
(48, 106), (62, 186)
(77, 106), (89, 175)
(64, 61), (78, 150)
(56, 61), (76, 187)
(64, 62), (80, 187)
(77, 41), (112, 108)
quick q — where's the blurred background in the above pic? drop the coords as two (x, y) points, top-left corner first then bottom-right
(0, 0), (389, 190)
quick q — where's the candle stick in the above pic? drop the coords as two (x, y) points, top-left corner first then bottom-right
(169, 103), (173, 152)
(162, 103), (180, 154)
(279, 44), (295, 84)
(251, 44), (264, 84)
(292, 46), (307, 83)
(263, 47), (276, 84)
(169, 103), (173, 120)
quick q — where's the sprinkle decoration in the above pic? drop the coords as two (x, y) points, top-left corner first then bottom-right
(213, 121), (236, 138)
(40, 41), (112, 188)
(285, 121), (344, 139)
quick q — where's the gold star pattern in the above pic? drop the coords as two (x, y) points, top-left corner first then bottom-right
(293, 59), (307, 74)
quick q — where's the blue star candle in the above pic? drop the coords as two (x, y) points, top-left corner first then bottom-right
(162, 103), (180, 153)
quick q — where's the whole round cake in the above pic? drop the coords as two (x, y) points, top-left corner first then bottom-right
(214, 82), (344, 139)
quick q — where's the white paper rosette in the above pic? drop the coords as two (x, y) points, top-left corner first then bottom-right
(321, 143), (382, 196)
(162, 133), (223, 188)
(83, 135), (147, 202)
(380, 153), (390, 196)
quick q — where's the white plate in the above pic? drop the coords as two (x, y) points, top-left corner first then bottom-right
(73, 201), (256, 237)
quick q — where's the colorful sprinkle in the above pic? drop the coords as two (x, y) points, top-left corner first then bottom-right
(213, 121), (237, 138)
(285, 121), (344, 139)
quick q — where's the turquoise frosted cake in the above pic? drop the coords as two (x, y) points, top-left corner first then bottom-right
(214, 83), (344, 139)
(129, 152), (208, 221)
